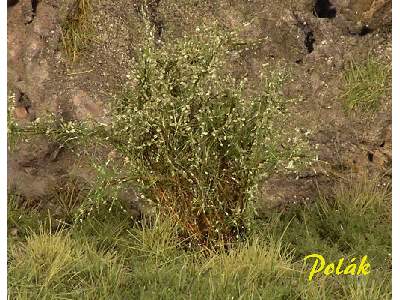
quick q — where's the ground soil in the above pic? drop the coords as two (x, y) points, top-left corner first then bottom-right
(7, 0), (392, 215)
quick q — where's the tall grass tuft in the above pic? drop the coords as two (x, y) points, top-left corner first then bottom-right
(8, 229), (127, 299)
(342, 56), (390, 112)
(61, 0), (93, 62)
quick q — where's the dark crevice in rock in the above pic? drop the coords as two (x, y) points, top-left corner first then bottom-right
(15, 88), (32, 110)
(348, 25), (374, 36)
(293, 12), (316, 54)
(31, 0), (38, 15)
(305, 31), (316, 53)
(8, 0), (19, 7)
(359, 25), (373, 36)
(7, 0), (37, 23)
(368, 152), (374, 162)
(313, 0), (336, 19)
(21, 0), (38, 24)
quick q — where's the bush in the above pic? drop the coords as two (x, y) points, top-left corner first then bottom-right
(11, 26), (309, 247)
(105, 26), (309, 246)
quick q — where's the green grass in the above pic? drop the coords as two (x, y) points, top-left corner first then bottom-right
(8, 229), (128, 299)
(261, 177), (392, 298)
(342, 56), (391, 112)
(8, 178), (391, 299)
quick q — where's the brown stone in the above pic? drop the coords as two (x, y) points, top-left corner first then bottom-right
(14, 106), (29, 119)
(71, 90), (104, 120)
(33, 4), (58, 37)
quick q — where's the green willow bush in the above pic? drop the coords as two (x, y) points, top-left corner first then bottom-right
(105, 26), (309, 246)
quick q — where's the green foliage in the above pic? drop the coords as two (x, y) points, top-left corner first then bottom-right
(8, 179), (391, 299)
(106, 26), (309, 246)
(342, 56), (391, 112)
(267, 178), (391, 262)
(261, 178), (392, 298)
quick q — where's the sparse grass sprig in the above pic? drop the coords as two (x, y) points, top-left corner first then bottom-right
(7, 93), (23, 151)
(17, 115), (106, 150)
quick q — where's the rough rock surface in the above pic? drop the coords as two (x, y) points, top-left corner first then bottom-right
(7, 0), (392, 215)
